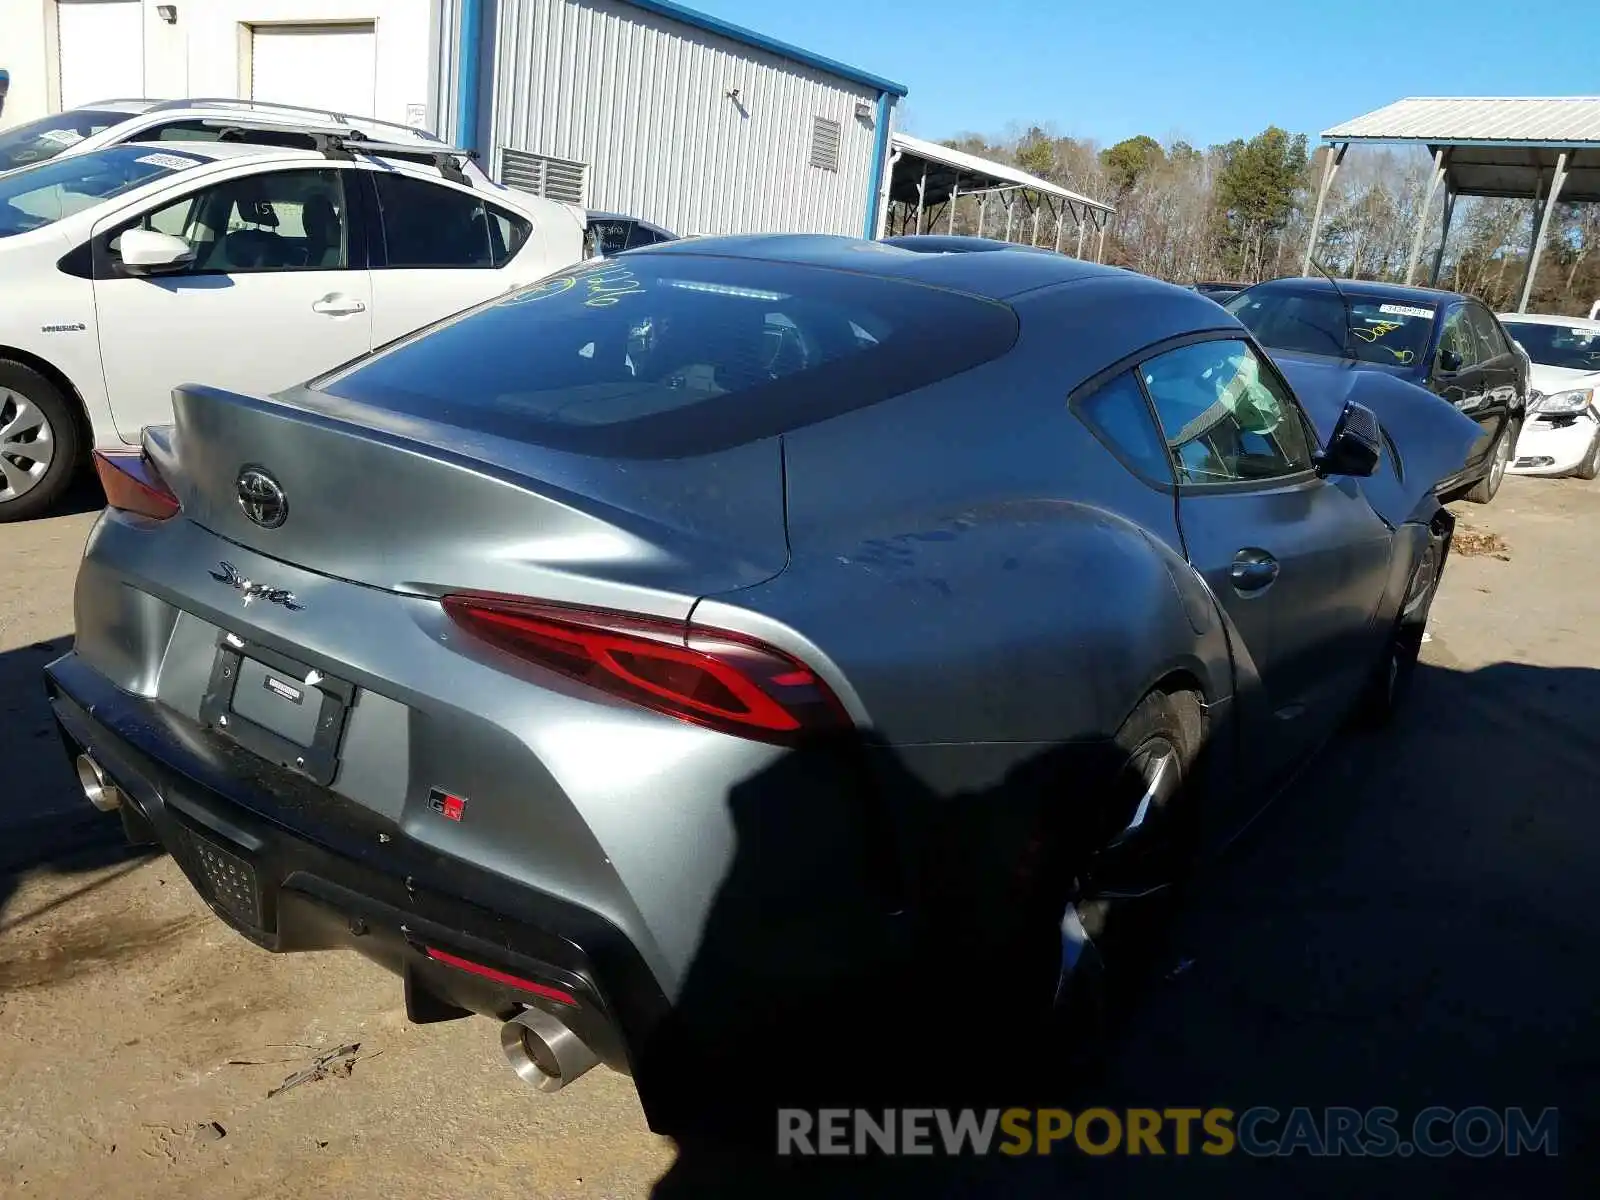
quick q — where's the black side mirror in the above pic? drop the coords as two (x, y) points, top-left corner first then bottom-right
(1437, 348), (1463, 374)
(1315, 399), (1382, 478)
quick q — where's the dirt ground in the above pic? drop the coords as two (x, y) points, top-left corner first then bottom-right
(3, 475), (1598, 1198)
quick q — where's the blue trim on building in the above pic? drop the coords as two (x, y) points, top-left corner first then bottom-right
(456, 0), (483, 158)
(863, 91), (892, 238)
(619, 0), (908, 97)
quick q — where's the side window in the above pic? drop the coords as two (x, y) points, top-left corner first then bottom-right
(1437, 308), (1480, 371)
(1466, 305), (1509, 361)
(1141, 339), (1314, 485)
(107, 169), (350, 274)
(149, 121), (227, 144)
(485, 204), (532, 265)
(1074, 371), (1173, 483)
(373, 173), (494, 268)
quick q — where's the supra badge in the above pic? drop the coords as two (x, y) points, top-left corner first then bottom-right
(428, 788), (468, 822)
(209, 561), (302, 610)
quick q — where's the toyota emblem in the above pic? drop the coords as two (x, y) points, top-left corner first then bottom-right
(236, 466), (287, 529)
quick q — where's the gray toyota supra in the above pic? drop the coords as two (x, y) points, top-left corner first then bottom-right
(46, 235), (1479, 1128)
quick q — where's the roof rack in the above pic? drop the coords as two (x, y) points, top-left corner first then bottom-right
(147, 97), (444, 144)
(184, 119), (479, 186)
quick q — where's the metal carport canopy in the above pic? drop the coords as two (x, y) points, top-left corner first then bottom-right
(882, 131), (1114, 257)
(1307, 97), (1600, 311)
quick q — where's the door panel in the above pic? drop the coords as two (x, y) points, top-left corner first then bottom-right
(1179, 478), (1394, 780)
(1140, 337), (1393, 785)
(91, 167), (372, 441)
(1431, 305), (1496, 466)
(1464, 303), (1519, 449)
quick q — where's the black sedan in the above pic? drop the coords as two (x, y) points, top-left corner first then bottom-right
(1224, 277), (1528, 503)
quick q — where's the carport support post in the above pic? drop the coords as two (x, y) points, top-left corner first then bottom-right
(949, 178), (960, 234)
(1404, 148), (1449, 285)
(1005, 196), (1015, 243)
(1517, 151), (1569, 313)
(1054, 199), (1066, 253)
(1076, 216), (1086, 258)
(1430, 187), (1456, 287)
(1096, 215), (1107, 264)
(914, 164), (928, 235)
(1301, 141), (1347, 277)
(976, 193), (987, 238)
(1031, 198), (1041, 246)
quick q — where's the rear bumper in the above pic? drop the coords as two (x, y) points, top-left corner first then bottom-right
(44, 651), (669, 1082)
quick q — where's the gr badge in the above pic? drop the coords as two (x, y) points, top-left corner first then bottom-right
(427, 788), (467, 822)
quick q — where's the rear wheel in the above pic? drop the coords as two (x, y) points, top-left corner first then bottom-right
(1048, 689), (1203, 1074)
(0, 361), (80, 523)
(1574, 432), (1600, 481)
(1465, 423), (1515, 504)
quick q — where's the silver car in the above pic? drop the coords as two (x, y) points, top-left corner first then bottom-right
(47, 235), (1480, 1128)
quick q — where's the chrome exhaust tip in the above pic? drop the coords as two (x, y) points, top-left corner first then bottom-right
(500, 1006), (599, 1093)
(75, 754), (123, 813)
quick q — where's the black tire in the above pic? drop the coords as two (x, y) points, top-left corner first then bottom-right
(1575, 432), (1600, 481)
(1356, 538), (1440, 728)
(1046, 689), (1204, 1074)
(1464, 422), (1516, 504)
(0, 360), (81, 523)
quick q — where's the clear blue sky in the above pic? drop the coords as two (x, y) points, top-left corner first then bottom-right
(690, 0), (1598, 148)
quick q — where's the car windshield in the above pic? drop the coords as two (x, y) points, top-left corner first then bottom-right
(1226, 287), (1436, 367)
(1501, 321), (1600, 372)
(0, 145), (207, 239)
(0, 108), (130, 173)
(317, 255), (1019, 457)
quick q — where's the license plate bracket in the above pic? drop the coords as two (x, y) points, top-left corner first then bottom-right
(200, 633), (354, 787)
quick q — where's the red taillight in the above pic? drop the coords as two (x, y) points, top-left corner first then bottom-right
(423, 946), (578, 1006)
(441, 595), (851, 744)
(93, 450), (179, 521)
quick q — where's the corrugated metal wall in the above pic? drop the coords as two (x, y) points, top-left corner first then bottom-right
(428, 0), (463, 144)
(484, 0), (885, 237)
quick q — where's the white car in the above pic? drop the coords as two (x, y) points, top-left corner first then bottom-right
(0, 97), (495, 184)
(0, 135), (583, 520)
(1498, 312), (1600, 480)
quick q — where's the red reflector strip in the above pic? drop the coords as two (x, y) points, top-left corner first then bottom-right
(93, 450), (179, 521)
(423, 946), (578, 1006)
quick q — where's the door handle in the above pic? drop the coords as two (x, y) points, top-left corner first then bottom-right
(312, 294), (366, 316)
(1230, 549), (1280, 595)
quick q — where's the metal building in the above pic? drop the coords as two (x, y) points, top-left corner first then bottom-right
(1309, 96), (1600, 311)
(428, 0), (907, 238)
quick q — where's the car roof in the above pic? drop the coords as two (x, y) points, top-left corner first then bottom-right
(113, 139), (326, 165)
(629, 233), (1130, 300)
(1242, 276), (1465, 304)
(1498, 311), (1600, 330)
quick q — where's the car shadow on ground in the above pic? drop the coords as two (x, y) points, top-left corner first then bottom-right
(650, 658), (1600, 1198)
(0, 635), (155, 947)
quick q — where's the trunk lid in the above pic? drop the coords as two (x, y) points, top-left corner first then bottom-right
(150, 383), (788, 614)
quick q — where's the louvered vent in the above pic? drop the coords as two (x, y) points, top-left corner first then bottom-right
(809, 116), (841, 172)
(500, 148), (588, 205)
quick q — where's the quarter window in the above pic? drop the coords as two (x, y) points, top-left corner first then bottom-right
(1140, 339), (1314, 485)
(374, 173), (528, 268)
(1075, 371), (1174, 483)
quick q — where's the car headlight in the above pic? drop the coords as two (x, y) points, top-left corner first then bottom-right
(1534, 388), (1595, 414)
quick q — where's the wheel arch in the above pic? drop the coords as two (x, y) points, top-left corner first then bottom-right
(0, 344), (96, 462)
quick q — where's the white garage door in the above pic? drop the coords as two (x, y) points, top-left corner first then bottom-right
(58, 0), (146, 111)
(251, 24), (377, 119)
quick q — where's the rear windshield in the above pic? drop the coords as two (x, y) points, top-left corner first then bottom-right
(317, 255), (1020, 457)
(0, 108), (129, 173)
(0, 144), (207, 239)
(1227, 287), (1436, 367)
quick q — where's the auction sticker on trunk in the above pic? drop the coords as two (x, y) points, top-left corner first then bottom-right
(1379, 303), (1434, 319)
